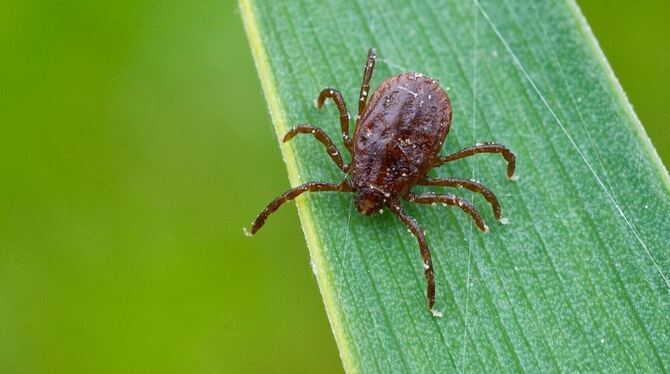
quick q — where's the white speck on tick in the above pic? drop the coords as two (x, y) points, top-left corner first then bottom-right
(398, 86), (419, 97)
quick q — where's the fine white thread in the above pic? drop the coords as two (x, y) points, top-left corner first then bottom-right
(473, 0), (670, 291)
(461, 5), (478, 373)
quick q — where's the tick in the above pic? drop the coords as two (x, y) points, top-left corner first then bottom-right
(245, 48), (515, 314)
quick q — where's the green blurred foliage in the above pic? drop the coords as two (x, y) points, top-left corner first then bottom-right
(580, 0), (670, 165)
(0, 0), (666, 373)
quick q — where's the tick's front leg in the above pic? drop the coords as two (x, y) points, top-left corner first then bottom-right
(246, 181), (352, 235)
(358, 48), (377, 117)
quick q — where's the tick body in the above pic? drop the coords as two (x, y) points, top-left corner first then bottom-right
(353, 72), (451, 215)
(246, 48), (516, 315)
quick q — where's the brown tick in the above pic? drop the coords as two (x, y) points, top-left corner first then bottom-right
(246, 48), (516, 314)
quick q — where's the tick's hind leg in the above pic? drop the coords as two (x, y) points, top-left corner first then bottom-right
(434, 143), (516, 178)
(358, 48), (377, 116)
(407, 193), (488, 232)
(316, 88), (353, 154)
(389, 202), (437, 313)
(283, 124), (348, 172)
(246, 181), (352, 235)
(419, 177), (502, 220)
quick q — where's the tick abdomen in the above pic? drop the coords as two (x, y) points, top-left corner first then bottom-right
(353, 72), (452, 198)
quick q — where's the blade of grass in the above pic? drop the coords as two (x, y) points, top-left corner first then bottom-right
(241, 0), (670, 372)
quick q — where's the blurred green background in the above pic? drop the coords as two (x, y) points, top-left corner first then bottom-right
(0, 1), (667, 372)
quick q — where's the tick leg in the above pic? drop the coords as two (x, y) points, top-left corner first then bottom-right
(247, 181), (352, 235)
(406, 193), (488, 232)
(419, 177), (502, 220)
(358, 48), (377, 117)
(284, 125), (348, 172)
(388, 202), (436, 310)
(433, 143), (516, 178)
(316, 88), (353, 155)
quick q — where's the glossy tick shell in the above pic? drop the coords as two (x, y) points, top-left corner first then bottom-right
(247, 48), (516, 315)
(353, 73), (452, 215)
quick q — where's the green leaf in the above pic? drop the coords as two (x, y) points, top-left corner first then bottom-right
(240, 0), (670, 372)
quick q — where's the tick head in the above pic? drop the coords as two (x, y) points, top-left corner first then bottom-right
(355, 189), (384, 216)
